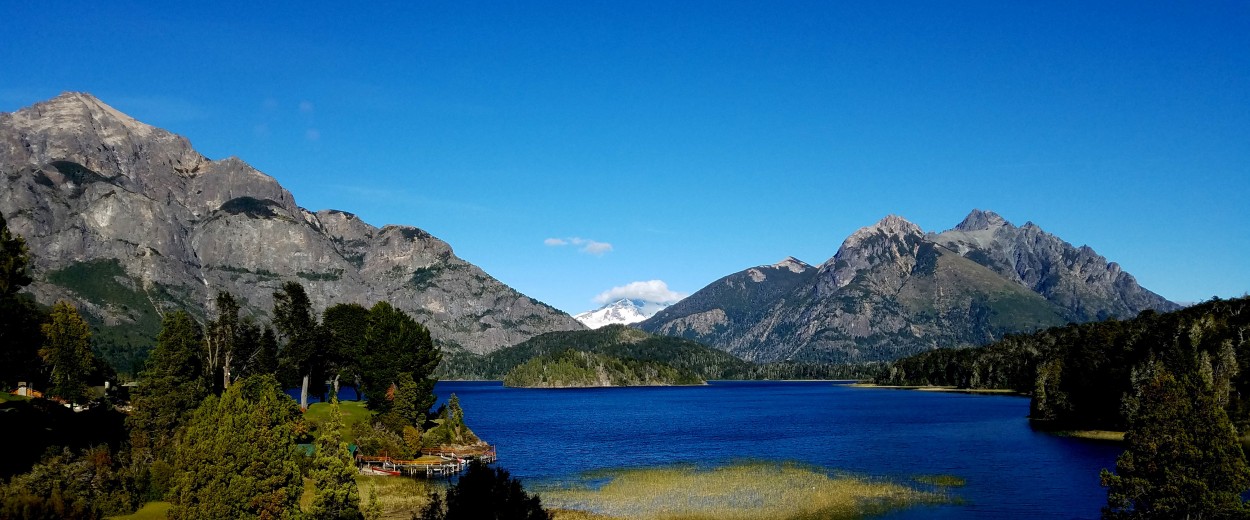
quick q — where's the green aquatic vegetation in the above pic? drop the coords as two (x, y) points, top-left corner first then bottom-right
(538, 461), (947, 520)
(913, 474), (966, 487)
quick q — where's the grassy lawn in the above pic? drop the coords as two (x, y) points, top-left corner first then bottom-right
(536, 461), (950, 520)
(125, 478), (434, 520)
(0, 393), (31, 403)
(357, 475), (438, 519)
(106, 501), (170, 520)
(304, 399), (373, 444)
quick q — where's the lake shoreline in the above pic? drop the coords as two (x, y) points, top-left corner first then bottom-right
(847, 383), (1028, 396)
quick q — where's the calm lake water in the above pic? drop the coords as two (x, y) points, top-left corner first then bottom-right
(431, 380), (1122, 520)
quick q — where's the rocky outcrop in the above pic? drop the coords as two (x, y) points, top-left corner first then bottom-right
(0, 93), (582, 365)
(641, 212), (1177, 363)
(931, 209), (1180, 321)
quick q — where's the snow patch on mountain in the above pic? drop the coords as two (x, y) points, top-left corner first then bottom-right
(575, 299), (670, 329)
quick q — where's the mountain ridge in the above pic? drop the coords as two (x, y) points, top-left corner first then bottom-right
(0, 93), (583, 368)
(640, 211), (1177, 363)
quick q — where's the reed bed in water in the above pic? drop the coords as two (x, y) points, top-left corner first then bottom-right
(538, 461), (949, 520)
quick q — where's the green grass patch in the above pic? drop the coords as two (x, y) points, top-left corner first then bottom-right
(356, 475), (437, 520)
(913, 475), (966, 487)
(106, 501), (171, 520)
(0, 393), (31, 403)
(304, 400), (373, 445)
(1055, 430), (1125, 442)
(536, 461), (949, 520)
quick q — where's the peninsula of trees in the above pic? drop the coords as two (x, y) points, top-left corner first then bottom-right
(503, 349), (704, 388)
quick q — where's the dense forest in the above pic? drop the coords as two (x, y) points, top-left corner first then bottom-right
(503, 349), (704, 387)
(438, 324), (881, 381)
(877, 296), (1250, 432)
(0, 212), (524, 519)
(879, 296), (1250, 517)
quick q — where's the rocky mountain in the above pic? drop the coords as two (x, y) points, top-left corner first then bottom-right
(640, 212), (1177, 363)
(0, 93), (583, 369)
(642, 257), (817, 351)
(931, 209), (1179, 321)
(574, 298), (667, 329)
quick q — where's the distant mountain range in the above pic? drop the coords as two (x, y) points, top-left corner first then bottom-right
(0, 93), (583, 370)
(574, 298), (669, 329)
(640, 211), (1179, 363)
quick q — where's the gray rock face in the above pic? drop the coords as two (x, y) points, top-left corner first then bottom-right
(641, 257), (819, 360)
(641, 212), (1178, 363)
(1, 93), (583, 359)
(932, 209), (1180, 321)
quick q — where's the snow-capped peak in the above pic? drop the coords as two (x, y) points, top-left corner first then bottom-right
(574, 298), (669, 329)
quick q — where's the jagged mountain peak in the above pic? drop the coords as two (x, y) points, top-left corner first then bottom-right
(866, 214), (923, 236)
(954, 209), (1011, 232)
(932, 214), (1179, 321)
(21, 91), (161, 139)
(771, 256), (812, 273)
(826, 214), (925, 271)
(645, 211), (1178, 363)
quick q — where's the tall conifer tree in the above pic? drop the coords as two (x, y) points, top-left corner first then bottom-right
(307, 397), (363, 520)
(39, 301), (95, 404)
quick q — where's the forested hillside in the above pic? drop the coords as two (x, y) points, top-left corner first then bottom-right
(878, 297), (1250, 431)
(503, 350), (704, 388)
(438, 325), (879, 381)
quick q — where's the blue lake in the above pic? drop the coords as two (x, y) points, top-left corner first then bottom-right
(431, 380), (1122, 520)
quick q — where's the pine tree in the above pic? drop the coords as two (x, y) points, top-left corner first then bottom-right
(307, 397), (363, 520)
(0, 211), (31, 298)
(361, 301), (439, 415)
(206, 291), (253, 393)
(420, 461), (550, 520)
(1102, 361), (1250, 519)
(322, 302), (370, 399)
(379, 373), (422, 434)
(168, 375), (303, 520)
(39, 301), (95, 404)
(273, 281), (321, 410)
(128, 311), (210, 467)
(252, 326), (280, 377)
(0, 211), (44, 390)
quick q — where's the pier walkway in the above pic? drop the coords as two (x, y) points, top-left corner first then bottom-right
(356, 445), (497, 477)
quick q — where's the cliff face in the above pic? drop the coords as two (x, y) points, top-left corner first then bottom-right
(0, 93), (582, 365)
(642, 212), (1178, 363)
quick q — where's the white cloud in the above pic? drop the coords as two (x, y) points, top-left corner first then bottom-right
(580, 240), (613, 255)
(545, 237), (613, 255)
(594, 280), (686, 306)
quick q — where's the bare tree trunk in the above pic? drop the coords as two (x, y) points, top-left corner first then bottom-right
(332, 374), (340, 401)
(222, 352), (232, 390)
(300, 373), (310, 410)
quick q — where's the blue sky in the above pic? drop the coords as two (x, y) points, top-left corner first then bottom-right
(3, 1), (1247, 313)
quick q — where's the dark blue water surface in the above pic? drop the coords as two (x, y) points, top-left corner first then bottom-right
(432, 380), (1121, 520)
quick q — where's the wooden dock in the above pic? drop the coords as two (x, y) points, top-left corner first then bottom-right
(357, 445), (497, 478)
